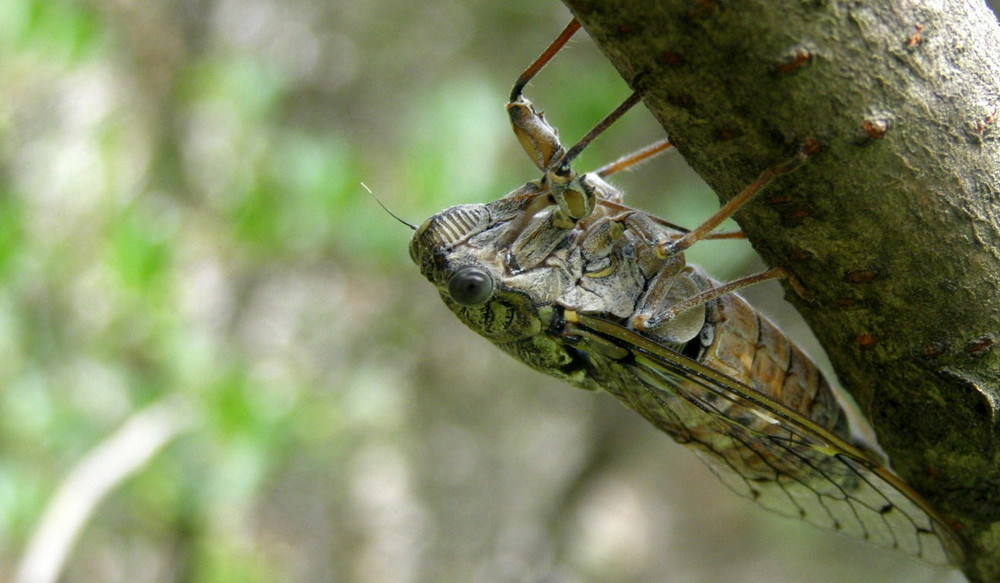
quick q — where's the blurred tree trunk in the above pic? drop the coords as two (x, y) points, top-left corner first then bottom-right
(562, 0), (1000, 580)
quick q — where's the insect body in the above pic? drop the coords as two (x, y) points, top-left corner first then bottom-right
(409, 20), (963, 566)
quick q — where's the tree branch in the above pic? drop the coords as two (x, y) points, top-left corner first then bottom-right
(562, 0), (1000, 580)
(13, 397), (195, 583)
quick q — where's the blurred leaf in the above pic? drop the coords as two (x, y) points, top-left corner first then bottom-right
(106, 209), (173, 296)
(12, 0), (104, 60)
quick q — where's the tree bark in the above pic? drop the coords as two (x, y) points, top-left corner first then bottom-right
(561, 0), (1000, 580)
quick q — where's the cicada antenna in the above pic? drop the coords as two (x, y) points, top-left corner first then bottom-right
(361, 182), (417, 230)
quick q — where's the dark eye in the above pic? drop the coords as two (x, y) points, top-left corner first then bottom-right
(447, 267), (494, 307)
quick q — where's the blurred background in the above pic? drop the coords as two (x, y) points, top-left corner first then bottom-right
(0, 1), (980, 582)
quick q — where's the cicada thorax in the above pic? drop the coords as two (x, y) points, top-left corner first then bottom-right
(560, 195), (851, 459)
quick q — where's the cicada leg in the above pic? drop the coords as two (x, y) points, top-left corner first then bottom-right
(606, 208), (808, 336)
(506, 19), (580, 172)
(634, 266), (808, 333)
(626, 142), (819, 331)
(511, 90), (646, 227)
(657, 139), (820, 258)
(549, 92), (643, 177)
(505, 18), (649, 226)
(593, 138), (673, 179)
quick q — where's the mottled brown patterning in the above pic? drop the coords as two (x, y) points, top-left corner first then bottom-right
(409, 18), (964, 567)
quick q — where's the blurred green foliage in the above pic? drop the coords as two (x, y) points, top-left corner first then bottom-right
(0, 1), (974, 582)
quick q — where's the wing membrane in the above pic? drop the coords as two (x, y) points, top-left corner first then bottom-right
(571, 312), (964, 566)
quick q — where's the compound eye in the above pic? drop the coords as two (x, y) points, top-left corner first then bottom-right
(447, 267), (494, 307)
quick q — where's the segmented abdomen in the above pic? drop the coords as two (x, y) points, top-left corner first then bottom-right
(703, 286), (850, 439)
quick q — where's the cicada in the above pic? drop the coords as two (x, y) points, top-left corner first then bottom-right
(409, 19), (964, 566)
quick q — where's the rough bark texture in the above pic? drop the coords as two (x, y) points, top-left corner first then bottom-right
(561, 0), (1000, 580)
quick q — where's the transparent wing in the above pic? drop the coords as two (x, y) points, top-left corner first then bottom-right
(570, 312), (965, 566)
